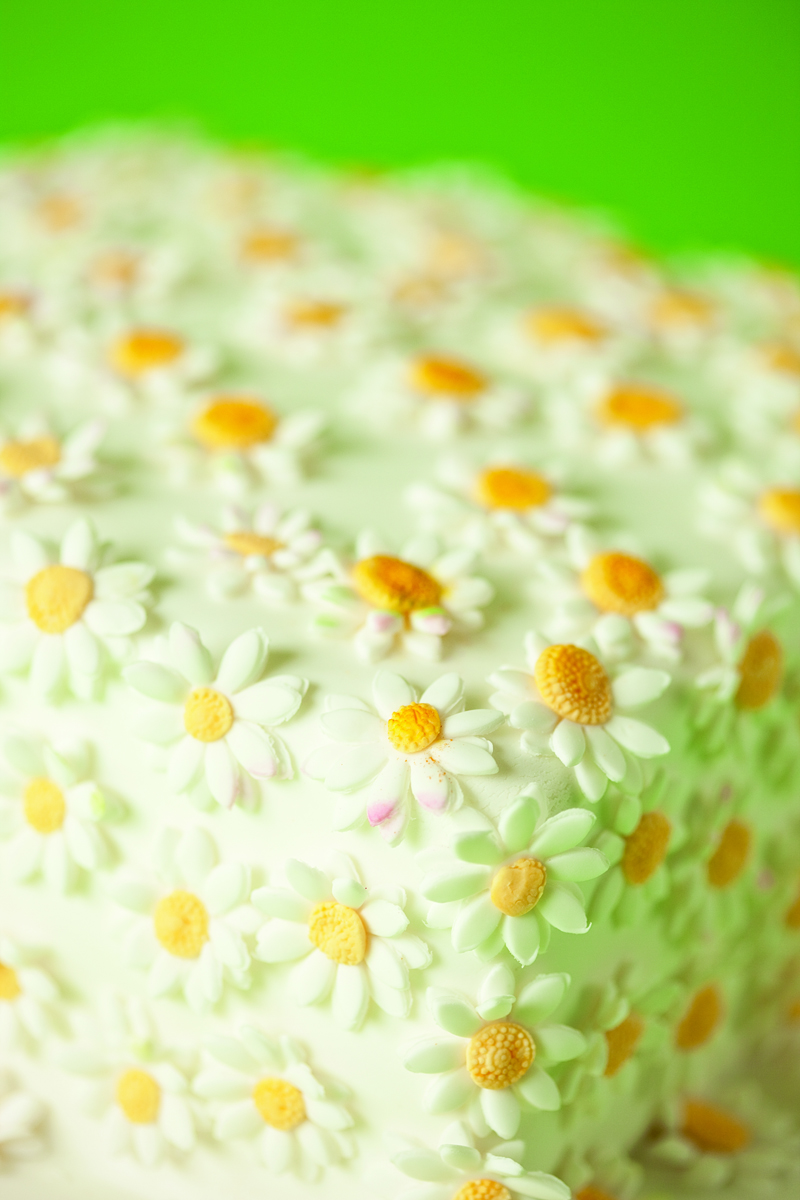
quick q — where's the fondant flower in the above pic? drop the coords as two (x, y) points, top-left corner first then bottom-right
(253, 853), (431, 1028)
(305, 669), (502, 843)
(699, 462), (800, 587)
(0, 415), (105, 510)
(110, 825), (253, 1011)
(0, 936), (59, 1048)
(125, 623), (307, 810)
(420, 788), (607, 965)
(567, 379), (708, 467)
(0, 1071), (46, 1164)
(489, 633), (670, 801)
(195, 1026), (353, 1180)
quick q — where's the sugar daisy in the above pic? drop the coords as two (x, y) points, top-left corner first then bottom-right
(304, 669), (502, 844)
(699, 461), (800, 587)
(0, 936), (60, 1049)
(103, 324), (218, 402)
(0, 414), (105, 511)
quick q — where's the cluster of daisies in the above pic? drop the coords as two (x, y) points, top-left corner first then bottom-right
(1, 130), (800, 1200)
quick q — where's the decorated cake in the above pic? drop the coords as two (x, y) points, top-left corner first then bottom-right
(1, 129), (800, 1200)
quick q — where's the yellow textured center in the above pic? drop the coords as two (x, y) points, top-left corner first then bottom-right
(192, 397), (278, 451)
(91, 250), (139, 286)
(576, 1187), (618, 1200)
(526, 307), (606, 345)
(252, 1077), (306, 1130)
(490, 858), (547, 917)
(26, 564), (93, 635)
(387, 702), (442, 753)
(116, 1069), (161, 1124)
(763, 342), (800, 377)
(23, 777), (66, 834)
(409, 355), (487, 400)
(581, 552), (664, 617)
(308, 901), (367, 965)
(757, 488), (800, 536)
(622, 811), (671, 885)
(153, 890), (210, 959)
(651, 290), (713, 327)
(0, 962), (21, 1001)
(224, 531), (282, 558)
(675, 984), (723, 1051)
(352, 555), (442, 614)
(38, 195), (82, 231)
(467, 1022), (535, 1090)
(475, 466), (552, 510)
(604, 1013), (645, 1077)
(0, 292), (30, 320)
(242, 228), (298, 262)
(0, 436), (61, 479)
(286, 300), (346, 328)
(108, 329), (184, 376)
(707, 819), (752, 889)
(681, 1099), (750, 1154)
(535, 643), (613, 726)
(184, 687), (234, 742)
(597, 384), (683, 431)
(735, 629), (783, 711)
(453, 1183), (511, 1200)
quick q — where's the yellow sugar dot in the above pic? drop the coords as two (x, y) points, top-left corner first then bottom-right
(762, 342), (800, 377)
(580, 552), (664, 617)
(466, 1021), (535, 1090)
(352, 555), (442, 614)
(91, 251), (139, 287)
(0, 961), (21, 1002)
(116, 1069), (161, 1124)
(757, 488), (800, 536)
(184, 687), (234, 743)
(252, 1077), (306, 1131)
(26, 565), (93, 635)
(475, 466), (552, 511)
(453, 1183), (511, 1200)
(393, 275), (448, 308)
(784, 884), (800, 929)
(603, 1012), (644, 1077)
(409, 355), (487, 400)
(224, 531), (282, 558)
(0, 291), (31, 321)
(308, 901), (367, 965)
(428, 233), (484, 279)
(0, 435), (61, 479)
(576, 1187), (618, 1200)
(526, 307), (606, 345)
(153, 890), (209, 959)
(596, 384), (683, 431)
(707, 819), (752, 889)
(23, 777), (66, 834)
(681, 1098), (750, 1154)
(651, 290), (713, 328)
(535, 643), (613, 726)
(241, 227), (298, 263)
(108, 329), (184, 377)
(621, 811), (671, 885)
(38, 195), (82, 231)
(490, 858), (547, 917)
(675, 984), (723, 1051)
(387, 702), (442, 754)
(735, 629), (783, 711)
(192, 396), (278, 451)
(286, 300), (346, 328)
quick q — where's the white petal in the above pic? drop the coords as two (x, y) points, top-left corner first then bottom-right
(169, 623), (213, 684)
(547, 848), (608, 882)
(402, 1038), (465, 1074)
(420, 673), (465, 714)
(84, 599), (145, 637)
(372, 670), (415, 719)
(93, 561), (154, 599)
(216, 628), (268, 693)
(481, 1086), (521, 1138)
(452, 892), (502, 952)
(60, 518), (97, 570)
(605, 715), (669, 757)
(611, 667), (671, 708)
(424, 1068), (474, 1115)
(534, 1024), (586, 1062)
(226, 721), (280, 778)
(125, 661), (187, 702)
(256, 921), (311, 963)
(177, 826), (217, 888)
(332, 963), (370, 1028)
(63, 621), (101, 676)
(252, 887), (310, 922)
(536, 881), (589, 933)
(515, 1065), (560, 1111)
(292, 949), (336, 1004)
(409, 758), (451, 812)
(443, 710), (503, 738)
(360, 899), (408, 937)
(530, 809), (595, 858)
(585, 725), (626, 781)
(422, 864), (490, 904)
(427, 989), (483, 1037)
(204, 863), (248, 914)
(549, 719), (585, 767)
(499, 793), (541, 853)
(365, 938), (408, 989)
(204, 739), (240, 808)
(515, 973), (570, 1025)
(285, 859), (330, 902)
(214, 1099), (262, 1139)
(209, 921), (249, 971)
(234, 680), (302, 725)
(433, 740), (497, 776)
(168, 736), (205, 793)
(160, 1094), (194, 1150)
(31, 635), (65, 695)
(324, 742), (388, 791)
(321, 707), (384, 742)
(392, 1147), (455, 1183)
(503, 911), (541, 967)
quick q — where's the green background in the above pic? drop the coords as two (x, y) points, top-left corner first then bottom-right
(2, 0), (799, 266)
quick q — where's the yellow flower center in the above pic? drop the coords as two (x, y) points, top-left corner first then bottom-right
(352, 555), (442, 614)
(707, 819), (752, 889)
(785, 884), (800, 929)
(26, 564), (94, 635)
(0, 436), (61, 479)
(91, 250), (139, 287)
(192, 397), (278, 451)
(252, 1077), (306, 1130)
(475, 466), (552, 511)
(596, 384), (683, 431)
(308, 901), (367, 965)
(409, 355), (487, 400)
(735, 629), (783, 710)
(453, 1183), (511, 1200)
(651, 290), (713, 328)
(184, 688), (234, 742)
(241, 227), (298, 263)
(525, 307), (606, 345)
(675, 984), (723, 1051)
(621, 811), (671, 885)
(466, 1022), (535, 1090)
(23, 777), (66, 834)
(38, 195), (82, 231)
(681, 1099), (750, 1154)
(116, 1068), (161, 1124)
(285, 300), (346, 328)
(757, 487), (800, 536)
(387, 702), (442, 753)
(763, 342), (800, 376)
(603, 1012), (644, 1077)
(0, 962), (21, 1001)
(108, 329), (184, 377)
(580, 552), (664, 617)
(153, 890), (210, 959)
(224, 531), (282, 558)
(535, 643), (613, 726)
(0, 291), (30, 321)
(490, 858), (547, 917)
(576, 1188), (618, 1200)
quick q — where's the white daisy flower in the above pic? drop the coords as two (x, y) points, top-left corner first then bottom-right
(0, 517), (154, 698)
(172, 501), (324, 602)
(489, 632), (671, 802)
(109, 824), (253, 1011)
(253, 852), (431, 1028)
(304, 530), (493, 662)
(195, 1025), (354, 1180)
(401, 968), (585, 1137)
(488, 301), (628, 389)
(125, 623), (307, 810)
(559, 1140), (644, 1200)
(0, 936), (60, 1048)
(699, 461), (800, 587)
(419, 787), (607, 966)
(0, 1071), (46, 1164)
(304, 669), (502, 844)
(0, 414), (105, 511)
(0, 733), (115, 891)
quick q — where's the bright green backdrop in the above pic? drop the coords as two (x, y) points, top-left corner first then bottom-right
(2, 0), (799, 265)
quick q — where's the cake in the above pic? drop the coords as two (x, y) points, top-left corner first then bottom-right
(0, 128), (799, 1200)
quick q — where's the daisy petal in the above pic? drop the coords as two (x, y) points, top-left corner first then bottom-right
(402, 1038), (466, 1074)
(534, 1024), (585, 1062)
(168, 736), (205, 793)
(84, 599), (145, 637)
(424, 1067), (474, 1115)
(452, 893), (502, 953)
(63, 621), (101, 677)
(529, 809), (595, 858)
(605, 715), (670, 757)
(550, 720), (585, 767)
(292, 949), (336, 1004)
(216, 628), (268, 694)
(204, 740), (240, 808)
(372, 670), (415, 719)
(255, 921), (311, 963)
(433, 740), (497, 776)
(585, 725), (626, 781)
(443, 710), (503, 738)
(420, 673), (465, 714)
(285, 859), (330, 902)
(547, 848), (608, 882)
(611, 667), (671, 708)
(422, 864), (490, 904)
(125, 662), (187, 703)
(234, 681), (303, 725)
(169, 623), (214, 684)
(321, 707), (384, 742)
(60, 518), (97, 570)
(332, 963), (369, 1029)
(515, 973), (570, 1025)
(481, 1086), (521, 1138)
(427, 989), (483, 1037)
(502, 911), (541, 966)
(204, 863), (248, 914)
(515, 1065), (560, 1111)
(226, 721), (279, 778)
(410, 758), (451, 811)
(536, 881), (589, 934)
